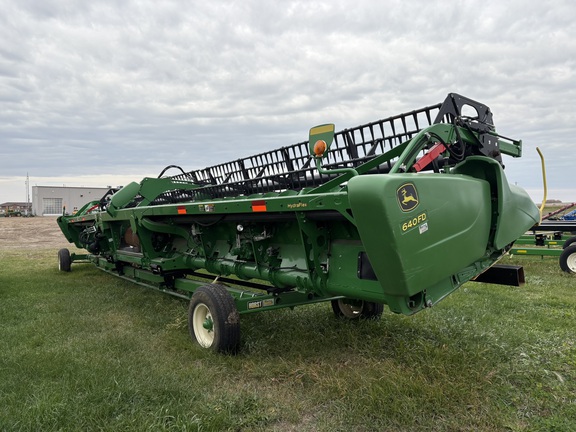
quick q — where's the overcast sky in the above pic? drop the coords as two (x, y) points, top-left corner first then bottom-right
(1, 0), (575, 204)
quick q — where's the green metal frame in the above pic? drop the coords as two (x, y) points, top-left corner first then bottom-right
(509, 247), (562, 257)
(509, 233), (572, 257)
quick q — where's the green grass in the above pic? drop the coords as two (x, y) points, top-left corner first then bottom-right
(0, 248), (574, 431)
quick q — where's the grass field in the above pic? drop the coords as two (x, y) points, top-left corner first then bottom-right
(1, 243), (575, 431)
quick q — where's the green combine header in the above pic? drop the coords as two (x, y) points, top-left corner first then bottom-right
(57, 93), (540, 353)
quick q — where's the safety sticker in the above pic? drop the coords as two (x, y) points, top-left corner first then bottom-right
(198, 204), (215, 212)
(419, 222), (429, 234)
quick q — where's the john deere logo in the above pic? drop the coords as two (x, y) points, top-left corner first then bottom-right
(397, 183), (419, 212)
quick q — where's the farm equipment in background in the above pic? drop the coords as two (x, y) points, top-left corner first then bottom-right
(510, 232), (576, 269)
(540, 202), (576, 222)
(57, 93), (540, 353)
(509, 202), (576, 274)
(560, 209), (576, 221)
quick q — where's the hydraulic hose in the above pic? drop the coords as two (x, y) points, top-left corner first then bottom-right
(536, 147), (547, 224)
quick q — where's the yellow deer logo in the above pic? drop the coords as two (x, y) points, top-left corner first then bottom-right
(401, 188), (417, 205)
(397, 183), (419, 212)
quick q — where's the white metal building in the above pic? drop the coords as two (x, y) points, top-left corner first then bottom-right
(32, 186), (109, 216)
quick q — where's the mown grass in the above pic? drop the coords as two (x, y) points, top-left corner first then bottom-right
(0, 247), (574, 431)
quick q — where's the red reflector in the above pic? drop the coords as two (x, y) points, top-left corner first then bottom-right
(177, 206), (187, 214)
(252, 200), (267, 212)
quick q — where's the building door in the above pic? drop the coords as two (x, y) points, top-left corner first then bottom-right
(42, 198), (63, 215)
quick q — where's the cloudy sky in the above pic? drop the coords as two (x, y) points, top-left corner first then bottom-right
(1, 0), (575, 204)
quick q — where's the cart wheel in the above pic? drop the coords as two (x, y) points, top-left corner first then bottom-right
(188, 284), (240, 353)
(559, 245), (576, 274)
(331, 299), (384, 320)
(562, 236), (576, 249)
(58, 248), (71, 272)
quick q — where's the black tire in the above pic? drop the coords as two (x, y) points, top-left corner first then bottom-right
(188, 284), (240, 354)
(58, 248), (71, 272)
(562, 236), (576, 249)
(331, 299), (384, 320)
(559, 245), (576, 274)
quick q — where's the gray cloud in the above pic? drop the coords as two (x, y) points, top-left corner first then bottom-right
(1, 0), (575, 201)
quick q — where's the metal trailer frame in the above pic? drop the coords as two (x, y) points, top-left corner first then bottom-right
(508, 219), (576, 273)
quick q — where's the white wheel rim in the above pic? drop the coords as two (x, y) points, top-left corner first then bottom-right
(193, 303), (214, 348)
(567, 252), (576, 273)
(337, 300), (363, 318)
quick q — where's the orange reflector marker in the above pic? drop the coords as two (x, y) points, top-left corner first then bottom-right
(313, 139), (327, 157)
(177, 206), (187, 214)
(252, 200), (267, 212)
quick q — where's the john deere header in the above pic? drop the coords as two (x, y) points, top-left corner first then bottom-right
(57, 93), (540, 353)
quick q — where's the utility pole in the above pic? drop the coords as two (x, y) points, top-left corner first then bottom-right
(26, 173), (30, 216)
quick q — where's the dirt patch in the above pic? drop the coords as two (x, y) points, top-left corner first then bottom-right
(0, 217), (73, 250)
